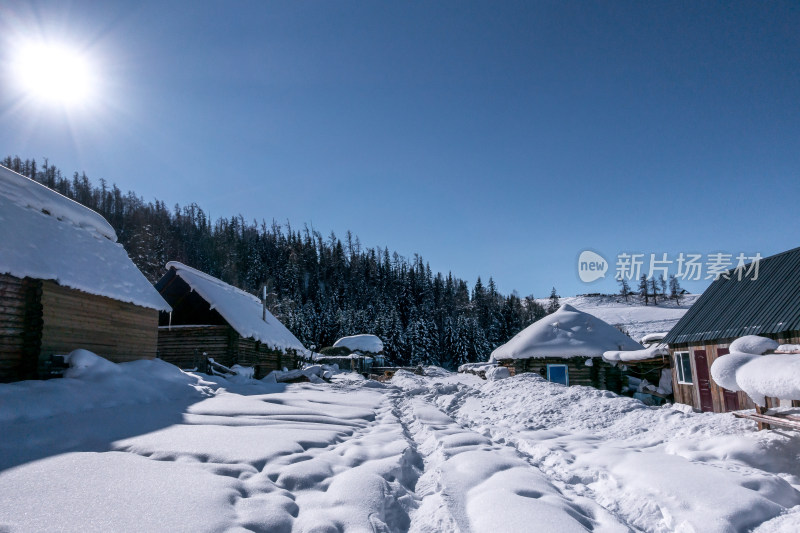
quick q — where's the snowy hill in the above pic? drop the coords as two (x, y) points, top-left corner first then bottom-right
(539, 293), (700, 342)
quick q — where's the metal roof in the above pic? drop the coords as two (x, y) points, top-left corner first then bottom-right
(663, 247), (800, 345)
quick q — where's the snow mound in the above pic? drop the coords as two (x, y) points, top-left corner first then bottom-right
(490, 304), (643, 362)
(332, 334), (384, 353)
(729, 335), (779, 355)
(737, 355), (800, 405)
(166, 262), (305, 352)
(63, 349), (123, 379)
(0, 167), (170, 311)
(0, 357), (213, 426)
(710, 337), (800, 405)
(485, 366), (510, 381)
(710, 352), (759, 392)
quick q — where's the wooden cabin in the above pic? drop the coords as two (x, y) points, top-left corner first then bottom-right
(663, 247), (800, 413)
(155, 262), (305, 377)
(0, 166), (170, 382)
(491, 304), (643, 392)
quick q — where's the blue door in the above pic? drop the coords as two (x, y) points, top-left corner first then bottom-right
(547, 364), (569, 386)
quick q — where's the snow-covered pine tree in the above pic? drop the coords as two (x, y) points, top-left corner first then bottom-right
(547, 287), (560, 314)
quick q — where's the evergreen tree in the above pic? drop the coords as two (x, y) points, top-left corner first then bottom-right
(638, 274), (649, 305)
(547, 287), (560, 314)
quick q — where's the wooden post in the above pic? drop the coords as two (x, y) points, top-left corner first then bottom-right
(756, 403), (770, 431)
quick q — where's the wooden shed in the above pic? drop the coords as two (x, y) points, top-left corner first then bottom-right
(491, 304), (643, 392)
(603, 340), (673, 403)
(0, 166), (171, 382)
(155, 262), (305, 377)
(663, 247), (800, 413)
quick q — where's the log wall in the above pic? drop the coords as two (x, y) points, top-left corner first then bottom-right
(157, 326), (234, 369)
(497, 356), (621, 392)
(0, 274), (42, 382)
(236, 338), (294, 378)
(157, 326), (296, 377)
(39, 280), (159, 363)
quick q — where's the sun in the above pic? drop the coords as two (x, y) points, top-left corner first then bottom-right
(11, 41), (94, 107)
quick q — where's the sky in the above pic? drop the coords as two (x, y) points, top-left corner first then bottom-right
(1, 1), (799, 298)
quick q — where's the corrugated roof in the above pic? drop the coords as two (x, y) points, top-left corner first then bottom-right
(663, 247), (800, 344)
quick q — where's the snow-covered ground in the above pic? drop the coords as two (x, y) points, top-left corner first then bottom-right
(544, 294), (701, 341)
(1, 356), (798, 532)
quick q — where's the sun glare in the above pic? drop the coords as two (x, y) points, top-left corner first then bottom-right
(11, 42), (94, 107)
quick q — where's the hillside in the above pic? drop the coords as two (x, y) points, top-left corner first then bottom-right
(539, 294), (700, 342)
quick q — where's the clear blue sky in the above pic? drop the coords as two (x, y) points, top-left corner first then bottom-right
(1, 1), (798, 298)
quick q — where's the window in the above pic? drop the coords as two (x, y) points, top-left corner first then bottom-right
(547, 364), (569, 386)
(675, 352), (693, 384)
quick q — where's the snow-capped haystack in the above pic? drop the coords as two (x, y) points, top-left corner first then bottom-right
(164, 262), (305, 352)
(0, 166), (169, 310)
(710, 336), (800, 405)
(332, 334), (384, 354)
(710, 352), (758, 392)
(736, 354), (800, 406)
(489, 304), (643, 362)
(729, 335), (779, 355)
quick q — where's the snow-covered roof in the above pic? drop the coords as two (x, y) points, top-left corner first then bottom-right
(489, 304), (643, 362)
(640, 332), (668, 345)
(0, 166), (170, 311)
(332, 334), (384, 354)
(603, 344), (669, 363)
(164, 262), (305, 352)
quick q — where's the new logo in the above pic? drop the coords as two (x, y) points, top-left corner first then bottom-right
(578, 250), (608, 283)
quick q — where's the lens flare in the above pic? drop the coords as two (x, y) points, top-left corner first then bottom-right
(11, 42), (94, 107)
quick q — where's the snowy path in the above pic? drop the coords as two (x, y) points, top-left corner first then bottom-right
(392, 371), (800, 533)
(1, 359), (800, 532)
(392, 388), (630, 533)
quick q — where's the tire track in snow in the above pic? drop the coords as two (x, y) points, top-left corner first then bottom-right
(392, 380), (632, 533)
(428, 380), (647, 533)
(389, 388), (466, 533)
